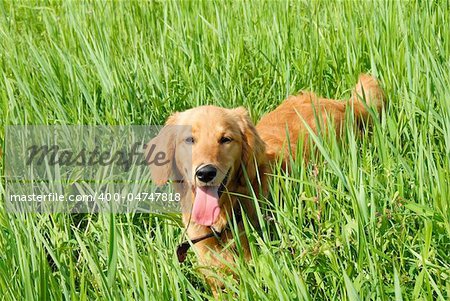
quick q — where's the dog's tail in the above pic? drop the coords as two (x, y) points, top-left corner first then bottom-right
(348, 74), (385, 123)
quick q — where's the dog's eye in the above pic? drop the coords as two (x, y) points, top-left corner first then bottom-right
(219, 137), (232, 144)
(184, 136), (195, 144)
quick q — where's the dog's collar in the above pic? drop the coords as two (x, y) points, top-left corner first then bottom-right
(176, 206), (243, 263)
(176, 228), (221, 263)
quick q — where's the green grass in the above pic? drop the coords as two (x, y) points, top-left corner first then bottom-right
(1, 0), (449, 300)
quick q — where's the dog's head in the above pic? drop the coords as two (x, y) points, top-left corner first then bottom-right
(147, 106), (266, 230)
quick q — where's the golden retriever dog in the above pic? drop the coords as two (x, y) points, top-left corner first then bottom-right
(147, 106), (268, 293)
(148, 74), (384, 295)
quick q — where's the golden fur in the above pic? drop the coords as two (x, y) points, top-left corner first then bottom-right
(148, 74), (384, 294)
(257, 74), (384, 163)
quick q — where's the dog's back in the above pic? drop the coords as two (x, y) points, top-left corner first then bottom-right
(256, 74), (385, 163)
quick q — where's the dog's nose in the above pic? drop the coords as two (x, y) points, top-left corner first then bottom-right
(195, 165), (217, 183)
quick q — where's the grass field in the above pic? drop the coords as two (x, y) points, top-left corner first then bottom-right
(1, 1), (450, 300)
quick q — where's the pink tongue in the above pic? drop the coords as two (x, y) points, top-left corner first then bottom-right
(192, 186), (221, 226)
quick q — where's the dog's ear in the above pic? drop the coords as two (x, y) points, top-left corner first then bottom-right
(146, 113), (179, 186)
(231, 107), (267, 184)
